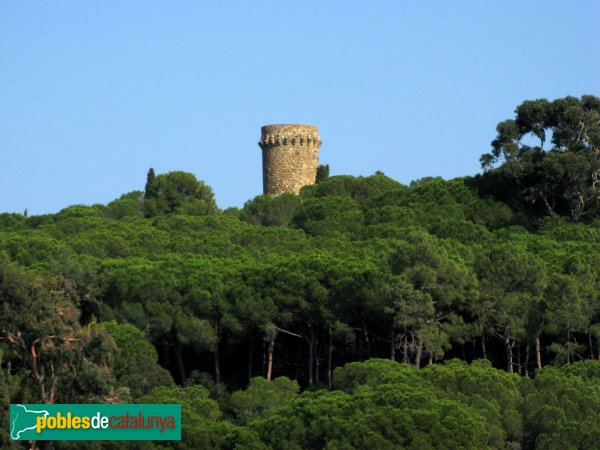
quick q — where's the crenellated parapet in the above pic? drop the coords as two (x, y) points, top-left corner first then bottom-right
(258, 124), (322, 149)
(258, 124), (322, 196)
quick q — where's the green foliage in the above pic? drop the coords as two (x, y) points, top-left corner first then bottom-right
(98, 321), (175, 398)
(105, 191), (144, 219)
(0, 348), (23, 448)
(301, 173), (404, 207)
(0, 257), (120, 404)
(140, 385), (237, 449)
(240, 193), (301, 227)
(522, 361), (600, 449)
(482, 96), (600, 168)
(56, 204), (106, 220)
(5, 102), (600, 448)
(316, 164), (330, 183)
(333, 359), (421, 392)
(145, 167), (158, 199)
(479, 95), (600, 221)
(292, 195), (363, 237)
(230, 376), (300, 424)
(142, 171), (217, 217)
(422, 359), (523, 447)
(0, 212), (26, 231)
(256, 361), (492, 449)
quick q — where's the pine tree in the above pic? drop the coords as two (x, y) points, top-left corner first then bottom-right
(316, 164), (330, 183)
(144, 168), (158, 199)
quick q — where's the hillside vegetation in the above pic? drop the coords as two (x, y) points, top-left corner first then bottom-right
(2, 95), (600, 449)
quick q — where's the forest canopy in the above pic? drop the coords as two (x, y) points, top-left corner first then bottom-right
(2, 95), (600, 449)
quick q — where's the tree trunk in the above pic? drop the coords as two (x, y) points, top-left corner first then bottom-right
(357, 328), (364, 361)
(308, 327), (315, 385)
(589, 331), (595, 360)
(524, 341), (530, 377)
(295, 341), (301, 380)
(214, 343), (221, 385)
(247, 333), (254, 382)
(262, 340), (266, 376)
(364, 325), (371, 358)
(30, 341), (45, 403)
(566, 329), (571, 364)
(48, 370), (57, 404)
(328, 328), (333, 389)
(266, 336), (275, 381)
(535, 335), (542, 369)
(505, 335), (513, 374)
(402, 334), (409, 363)
(173, 340), (186, 384)
(390, 326), (395, 361)
(38, 440), (52, 450)
(315, 333), (320, 384)
(163, 342), (170, 370)
(481, 333), (487, 360)
(517, 342), (522, 376)
(428, 351), (433, 366)
(415, 338), (423, 369)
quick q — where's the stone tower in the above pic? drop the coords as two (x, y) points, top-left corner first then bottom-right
(258, 124), (322, 195)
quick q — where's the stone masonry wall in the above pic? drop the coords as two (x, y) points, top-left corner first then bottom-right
(258, 124), (321, 195)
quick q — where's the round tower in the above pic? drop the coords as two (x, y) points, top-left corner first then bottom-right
(258, 124), (322, 195)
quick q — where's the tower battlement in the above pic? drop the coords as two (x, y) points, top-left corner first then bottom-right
(258, 124), (322, 195)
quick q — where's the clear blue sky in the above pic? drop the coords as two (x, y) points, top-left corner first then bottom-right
(1, 1), (599, 215)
